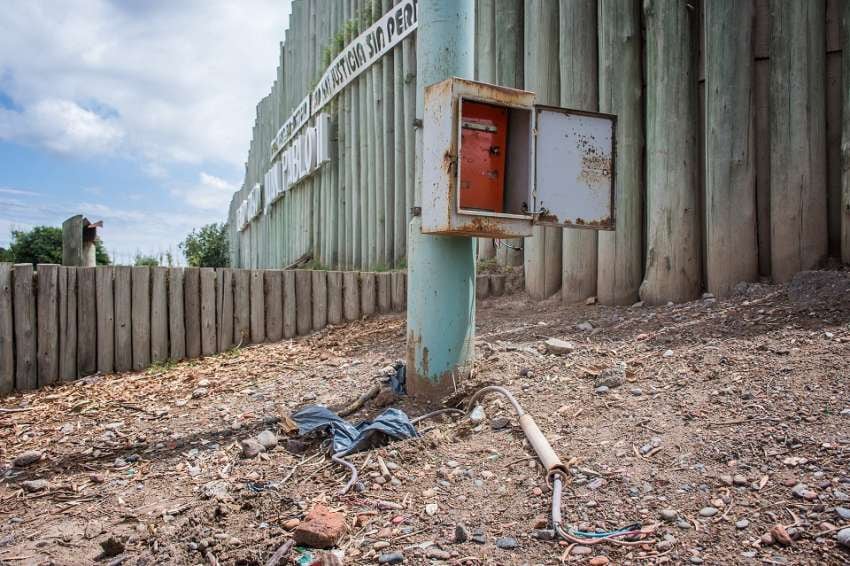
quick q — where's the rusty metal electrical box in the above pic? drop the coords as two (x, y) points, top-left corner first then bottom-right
(421, 77), (616, 238)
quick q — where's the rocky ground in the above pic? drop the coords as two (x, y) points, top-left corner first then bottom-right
(2, 270), (850, 566)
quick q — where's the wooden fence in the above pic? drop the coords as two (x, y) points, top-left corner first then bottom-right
(0, 263), (516, 396)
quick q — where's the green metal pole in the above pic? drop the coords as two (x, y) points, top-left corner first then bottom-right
(406, 0), (476, 402)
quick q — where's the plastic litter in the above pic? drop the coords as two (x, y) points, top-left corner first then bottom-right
(291, 406), (418, 457)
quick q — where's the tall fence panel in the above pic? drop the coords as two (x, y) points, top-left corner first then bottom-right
(0, 264), (525, 397)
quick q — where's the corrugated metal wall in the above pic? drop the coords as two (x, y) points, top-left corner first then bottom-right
(227, 0), (848, 304)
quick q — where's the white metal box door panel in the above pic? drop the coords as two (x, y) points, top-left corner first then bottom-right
(532, 106), (616, 230)
(421, 77), (534, 238)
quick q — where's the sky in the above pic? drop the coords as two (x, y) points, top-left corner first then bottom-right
(0, 0), (291, 265)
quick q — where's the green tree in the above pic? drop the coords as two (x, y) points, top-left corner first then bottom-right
(3, 226), (110, 265)
(180, 223), (229, 267)
(133, 253), (159, 267)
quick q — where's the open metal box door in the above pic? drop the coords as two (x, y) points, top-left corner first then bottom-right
(531, 105), (616, 230)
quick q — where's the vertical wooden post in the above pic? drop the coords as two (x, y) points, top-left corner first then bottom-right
(393, 0), (407, 266)
(184, 267), (202, 359)
(343, 271), (361, 321)
(62, 215), (84, 267)
(495, 0), (524, 268)
(841, 0), (850, 262)
(376, 272), (392, 313)
(283, 269), (297, 338)
(0, 263), (13, 394)
(327, 271), (344, 324)
(200, 268), (217, 356)
(476, 0), (497, 261)
(114, 266), (133, 372)
(524, 0), (562, 299)
(704, 0), (758, 297)
(559, 0), (598, 303)
(217, 268), (234, 351)
(360, 272), (376, 317)
(77, 267), (97, 376)
(95, 266), (114, 374)
(597, 0), (643, 305)
(265, 270), (283, 341)
(391, 270), (407, 312)
(826, 0), (843, 256)
(769, 0), (827, 282)
(312, 270), (328, 330)
(36, 264), (59, 386)
(234, 269), (250, 346)
(131, 267), (151, 370)
(168, 268), (186, 361)
(151, 266), (169, 363)
(753, 0), (771, 276)
(250, 269), (265, 343)
(13, 264), (36, 390)
(295, 269), (313, 335)
(59, 267), (78, 381)
(640, 0), (701, 304)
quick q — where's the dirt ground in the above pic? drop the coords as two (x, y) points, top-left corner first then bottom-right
(2, 270), (850, 565)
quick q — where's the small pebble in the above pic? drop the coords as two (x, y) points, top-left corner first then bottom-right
(571, 546), (592, 556)
(699, 507), (718, 518)
(256, 430), (278, 450)
(21, 479), (48, 492)
(660, 509), (678, 522)
(589, 558), (609, 566)
(378, 551), (404, 564)
(495, 537), (518, 550)
(836, 528), (850, 548)
(736, 519), (750, 529)
(630, 387), (643, 396)
(594, 385), (609, 395)
(453, 524), (469, 543)
(425, 503), (438, 516)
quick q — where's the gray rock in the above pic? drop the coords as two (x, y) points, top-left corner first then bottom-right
(13, 450), (42, 468)
(468, 405), (486, 424)
(21, 479), (48, 492)
(571, 545), (592, 555)
(689, 557), (704, 564)
(545, 338), (575, 355)
(835, 506), (850, 521)
(676, 519), (692, 529)
(587, 477), (606, 490)
(191, 387), (208, 399)
(240, 439), (265, 458)
(471, 528), (486, 544)
(837, 528), (850, 548)
(256, 430), (278, 450)
(630, 387), (643, 396)
(594, 385), (609, 395)
(495, 537), (518, 550)
(791, 483), (817, 500)
(490, 416), (510, 430)
(576, 321), (594, 332)
(735, 519), (749, 529)
(699, 507), (718, 518)
(733, 474), (748, 486)
(841, 408), (850, 417)
(660, 509), (678, 522)
(656, 540), (675, 551)
(453, 524), (469, 543)
(378, 551), (404, 564)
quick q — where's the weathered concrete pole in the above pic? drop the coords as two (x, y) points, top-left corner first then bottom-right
(596, 0), (643, 305)
(639, 0), (701, 305)
(407, 0), (476, 401)
(524, 0), (562, 299)
(559, 0), (598, 303)
(769, 0), (827, 282)
(704, 0), (757, 297)
(841, 1), (850, 263)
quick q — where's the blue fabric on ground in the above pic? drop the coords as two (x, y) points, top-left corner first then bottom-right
(292, 405), (418, 456)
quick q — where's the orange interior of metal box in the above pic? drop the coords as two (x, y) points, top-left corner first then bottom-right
(459, 100), (508, 213)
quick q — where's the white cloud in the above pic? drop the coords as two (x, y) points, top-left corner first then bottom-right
(0, 0), (291, 166)
(0, 99), (124, 155)
(172, 172), (238, 211)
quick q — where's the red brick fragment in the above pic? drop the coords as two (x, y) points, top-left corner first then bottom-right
(293, 504), (347, 548)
